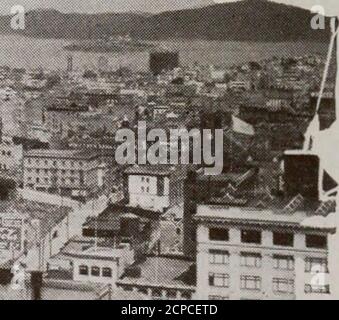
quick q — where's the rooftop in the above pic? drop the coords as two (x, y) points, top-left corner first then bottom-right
(24, 149), (98, 160)
(124, 165), (178, 177)
(194, 201), (335, 232)
(117, 256), (195, 290)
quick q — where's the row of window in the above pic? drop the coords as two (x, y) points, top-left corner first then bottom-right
(141, 177), (150, 183)
(26, 159), (86, 167)
(79, 265), (112, 278)
(27, 177), (80, 184)
(208, 228), (327, 249)
(26, 169), (81, 175)
(209, 250), (328, 272)
(208, 273), (295, 294)
(1, 150), (11, 156)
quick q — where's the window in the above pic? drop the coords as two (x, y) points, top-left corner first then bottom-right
(209, 250), (229, 265)
(209, 273), (229, 288)
(241, 276), (261, 291)
(241, 230), (261, 244)
(273, 278), (294, 294)
(102, 267), (112, 278)
(79, 265), (88, 275)
(240, 252), (262, 268)
(209, 228), (229, 241)
(91, 266), (100, 277)
(141, 186), (145, 192)
(273, 232), (294, 247)
(306, 235), (327, 249)
(305, 257), (328, 273)
(273, 255), (294, 271)
(52, 231), (58, 239)
(305, 284), (330, 294)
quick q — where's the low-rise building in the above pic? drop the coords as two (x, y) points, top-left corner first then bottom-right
(124, 165), (185, 213)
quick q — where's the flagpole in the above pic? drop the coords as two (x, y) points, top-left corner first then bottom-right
(230, 122), (233, 172)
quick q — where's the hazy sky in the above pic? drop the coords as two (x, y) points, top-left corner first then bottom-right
(2, 0), (339, 15)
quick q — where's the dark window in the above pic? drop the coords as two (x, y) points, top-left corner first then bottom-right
(209, 273), (229, 287)
(91, 266), (100, 277)
(102, 267), (112, 278)
(209, 228), (229, 241)
(273, 232), (294, 247)
(241, 230), (261, 244)
(79, 265), (88, 275)
(306, 234), (327, 249)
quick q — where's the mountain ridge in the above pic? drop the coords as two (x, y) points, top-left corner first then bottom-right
(0, 0), (330, 42)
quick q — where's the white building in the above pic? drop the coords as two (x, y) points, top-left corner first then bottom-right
(125, 165), (184, 213)
(195, 203), (332, 300)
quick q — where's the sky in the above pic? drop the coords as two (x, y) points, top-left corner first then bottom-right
(2, 0), (339, 15)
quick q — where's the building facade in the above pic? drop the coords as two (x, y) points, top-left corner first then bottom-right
(195, 204), (332, 300)
(23, 149), (104, 198)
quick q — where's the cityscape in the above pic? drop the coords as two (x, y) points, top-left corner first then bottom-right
(0, 0), (338, 302)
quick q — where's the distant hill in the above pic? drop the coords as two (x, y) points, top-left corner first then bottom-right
(132, 0), (331, 41)
(0, 0), (330, 41)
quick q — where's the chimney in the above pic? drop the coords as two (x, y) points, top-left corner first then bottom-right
(283, 151), (320, 200)
(30, 271), (43, 300)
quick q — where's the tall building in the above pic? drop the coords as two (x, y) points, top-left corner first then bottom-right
(195, 200), (332, 300)
(194, 152), (335, 300)
(149, 51), (179, 76)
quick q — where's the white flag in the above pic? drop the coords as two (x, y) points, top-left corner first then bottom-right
(232, 116), (254, 136)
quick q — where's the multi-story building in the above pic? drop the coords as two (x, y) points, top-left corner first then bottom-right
(195, 201), (332, 300)
(194, 151), (336, 300)
(23, 149), (105, 198)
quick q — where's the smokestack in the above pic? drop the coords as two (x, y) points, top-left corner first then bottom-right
(30, 271), (43, 300)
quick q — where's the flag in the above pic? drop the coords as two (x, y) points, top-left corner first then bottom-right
(232, 116), (255, 136)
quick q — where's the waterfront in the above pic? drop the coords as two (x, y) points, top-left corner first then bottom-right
(0, 34), (328, 71)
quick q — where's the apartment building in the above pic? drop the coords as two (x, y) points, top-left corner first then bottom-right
(23, 149), (104, 198)
(195, 201), (333, 300)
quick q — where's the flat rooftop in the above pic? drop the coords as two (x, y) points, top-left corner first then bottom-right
(117, 256), (195, 290)
(195, 203), (336, 231)
(24, 149), (98, 160)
